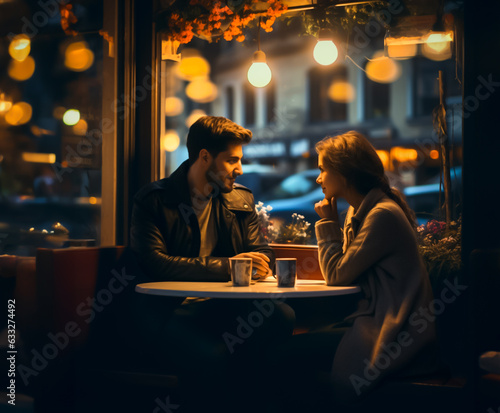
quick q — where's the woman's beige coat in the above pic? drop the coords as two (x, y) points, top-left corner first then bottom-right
(315, 188), (438, 401)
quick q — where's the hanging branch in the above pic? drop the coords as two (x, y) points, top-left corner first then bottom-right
(433, 70), (452, 226)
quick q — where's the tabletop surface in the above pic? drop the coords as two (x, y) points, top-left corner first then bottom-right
(135, 278), (361, 298)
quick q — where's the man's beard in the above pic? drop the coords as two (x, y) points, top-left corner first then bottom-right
(206, 162), (234, 194)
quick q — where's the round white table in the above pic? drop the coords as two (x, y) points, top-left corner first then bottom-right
(135, 278), (360, 299)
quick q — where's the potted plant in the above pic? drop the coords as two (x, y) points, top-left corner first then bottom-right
(256, 202), (322, 280)
(416, 217), (462, 291)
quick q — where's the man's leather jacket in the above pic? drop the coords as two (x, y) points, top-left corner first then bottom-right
(130, 160), (274, 282)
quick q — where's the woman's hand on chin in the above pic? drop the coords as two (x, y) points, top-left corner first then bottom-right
(315, 197), (339, 221)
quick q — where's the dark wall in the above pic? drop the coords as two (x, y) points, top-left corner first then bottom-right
(462, 3), (500, 254)
(462, 2), (500, 409)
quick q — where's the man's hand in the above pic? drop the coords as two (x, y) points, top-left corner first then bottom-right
(231, 252), (271, 280)
(314, 197), (339, 221)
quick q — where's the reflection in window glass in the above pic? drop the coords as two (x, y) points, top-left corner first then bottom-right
(0, 1), (103, 255)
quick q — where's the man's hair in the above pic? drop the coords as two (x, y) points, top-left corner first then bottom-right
(187, 116), (252, 163)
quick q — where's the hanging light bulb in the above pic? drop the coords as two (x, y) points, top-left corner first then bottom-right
(313, 29), (338, 66)
(247, 17), (272, 88)
(247, 51), (272, 88)
(422, 12), (454, 61)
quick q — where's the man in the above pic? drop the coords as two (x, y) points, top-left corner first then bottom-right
(130, 115), (272, 281)
(129, 116), (294, 411)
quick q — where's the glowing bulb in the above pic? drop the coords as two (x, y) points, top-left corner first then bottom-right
(63, 109), (80, 126)
(314, 40), (338, 65)
(9, 35), (31, 62)
(424, 32), (453, 52)
(247, 51), (272, 88)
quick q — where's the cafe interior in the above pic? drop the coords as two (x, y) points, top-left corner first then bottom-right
(0, 0), (500, 411)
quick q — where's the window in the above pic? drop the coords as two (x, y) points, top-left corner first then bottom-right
(0, 0), (108, 255)
(308, 65), (348, 123)
(364, 72), (390, 120)
(225, 86), (234, 120)
(266, 81), (276, 124)
(412, 58), (461, 118)
(244, 82), (256, 126)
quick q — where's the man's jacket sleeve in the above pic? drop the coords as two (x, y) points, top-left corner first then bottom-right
(130, 195), (231, 282)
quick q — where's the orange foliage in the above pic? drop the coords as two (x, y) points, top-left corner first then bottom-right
(59, 2), (78, 36)
(167, 0), (287, 44)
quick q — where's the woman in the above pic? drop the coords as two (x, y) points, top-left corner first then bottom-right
(312, 131), (438, 402)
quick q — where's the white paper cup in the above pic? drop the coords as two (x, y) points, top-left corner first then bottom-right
(276, 258), (297, 287)
(229, 258), (253, 286)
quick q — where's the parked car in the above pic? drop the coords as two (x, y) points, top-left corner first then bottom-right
(403, 166), (462, 225)
(260, 169), (349, 226)
(238, 164), (286, 202)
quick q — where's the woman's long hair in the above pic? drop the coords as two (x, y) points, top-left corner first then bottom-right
(316, 131), (417, 230)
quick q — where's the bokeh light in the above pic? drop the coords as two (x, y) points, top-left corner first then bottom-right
(72, 119), (88, 136)
(165, 97), (184, 116)
(22, 152), (56, 163)
(185, 109), (206, 128)
(376, 150), (390, 170)
(162, 130), (181, 152)
(387, 43), (418, 60)
(430, 149), (440, 160)
(328, 81), (355, 103)
(53, 106), (66, 119)
(0, 93), (13, 114)
(64, 41), (95, 72)
(9, 35), (31, 62)
(186, 77), (218, 103)
(422, 41), (452, 61)
(63, 109), (80, 126)
(176, 49), (210, 80)
(8, 56), (35, 81)
(391, 147), (418, 163)
(5, 102), (33, 125)
(366, 51), (401, 84)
